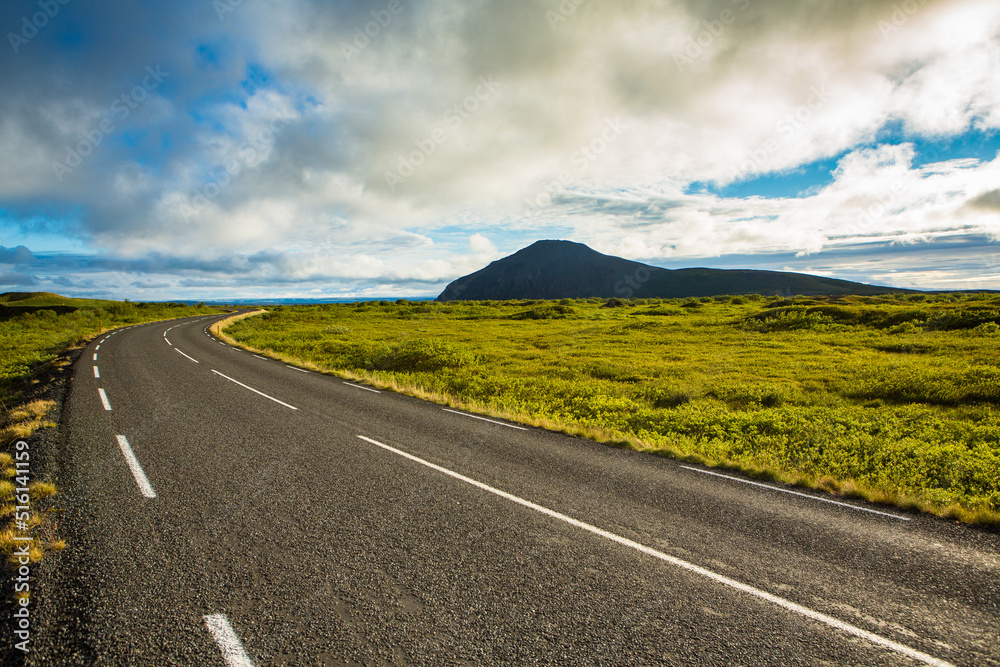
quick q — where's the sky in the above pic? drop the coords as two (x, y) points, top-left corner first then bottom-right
(1, 0), (999, 301)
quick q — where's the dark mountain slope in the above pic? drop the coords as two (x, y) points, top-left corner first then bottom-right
(437, 240), (660, 301)
(437, 240), (911, 301)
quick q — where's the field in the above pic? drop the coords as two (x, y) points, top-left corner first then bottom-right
(224, 293), (1000, 525)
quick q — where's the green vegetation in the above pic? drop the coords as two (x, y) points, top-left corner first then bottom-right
(226, 293), (1000, 525)
(0, 292), (218, 405)
(0, 292), (221, 577)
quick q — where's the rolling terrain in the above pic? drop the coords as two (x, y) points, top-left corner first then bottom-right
(27, 312), (1000, 665)
(437, 240), (914, 301)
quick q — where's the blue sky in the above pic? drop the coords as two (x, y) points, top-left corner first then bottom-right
(2, 0), (999, 300)
(690, 128), (1000, 200)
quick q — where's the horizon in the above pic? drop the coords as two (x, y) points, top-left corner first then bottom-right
(12, 236), (987, 304)
(2, 0), (999, 300)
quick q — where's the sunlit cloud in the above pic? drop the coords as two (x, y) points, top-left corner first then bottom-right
(1, 0), (998, 299)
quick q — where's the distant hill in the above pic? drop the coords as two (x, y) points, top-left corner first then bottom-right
(436, 240), (913, 301)
(0, 292), (121, 318)
(1, 292), (100, 306)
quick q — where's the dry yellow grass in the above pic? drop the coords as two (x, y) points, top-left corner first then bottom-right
(211, 310), (266, 343)
(0, 401), (65, 573)
(29, 482), (56, 501)
(1, 399), (56, 445)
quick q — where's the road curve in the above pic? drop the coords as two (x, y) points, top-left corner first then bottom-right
(29, 313), (1000, 665)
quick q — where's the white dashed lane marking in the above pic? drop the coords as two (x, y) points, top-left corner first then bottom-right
(204, 614), (255, 667)
(115, 435), (156, 499)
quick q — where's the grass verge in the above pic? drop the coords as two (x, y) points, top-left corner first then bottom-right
(219, 298), (1000, 528)
(0, 295), (226, 586)
(210, 309), (266, 344)
(0, 401), (65, 602)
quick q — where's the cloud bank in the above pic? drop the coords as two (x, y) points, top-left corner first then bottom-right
(1, 0), (998, 298)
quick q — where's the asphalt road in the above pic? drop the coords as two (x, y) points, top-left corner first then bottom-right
(27, 313), (1000, 665)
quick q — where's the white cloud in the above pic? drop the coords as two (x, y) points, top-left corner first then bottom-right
(2, 0), (1000, 297)
(555, 144), (1000, 263)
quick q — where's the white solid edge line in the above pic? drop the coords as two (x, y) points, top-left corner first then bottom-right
(204, 614), (254, 667)
(115, 436), (156, 498)
(211, 370), (298, 410)
(343, 381), (381, 394)
(355, 434), (953, 667)
(175, 347), (200, 364)
(679, 466), (911, 521)
(442, 408), (528, 431)
(98, 388), (112, 411)
(93, 366), (100, 378)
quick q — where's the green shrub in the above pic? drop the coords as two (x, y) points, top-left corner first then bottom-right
(851, 366), (1000, 405)
(509, 305), (576, 320)
(584, 361), (641, 382)
(923, 310), (1000, 331)
(873, 342), (933, 354)
(889, 321), (921, 334)
(375, 339), (477, 372)
(707, 381), (789, 408)
(972, 322), (1000, 336)
(744, 308), (833, 332)
(647, 387), (694, 408)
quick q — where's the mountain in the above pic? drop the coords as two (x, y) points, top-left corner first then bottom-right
(436, 240), (912, 301)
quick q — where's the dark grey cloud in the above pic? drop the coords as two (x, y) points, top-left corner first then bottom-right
(969, 189), (1000, 212)
(552, 193), (686, 223)
(0, 271), (36, 286)
(0, 245), (34, 264)
(50, 275), (100, 288)
(645, 234), (1000, 288)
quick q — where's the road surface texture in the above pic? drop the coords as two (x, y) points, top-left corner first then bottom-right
(27, 314), (1000, 665)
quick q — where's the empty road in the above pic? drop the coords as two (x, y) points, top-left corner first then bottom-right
(29, 313), (1000, 665)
